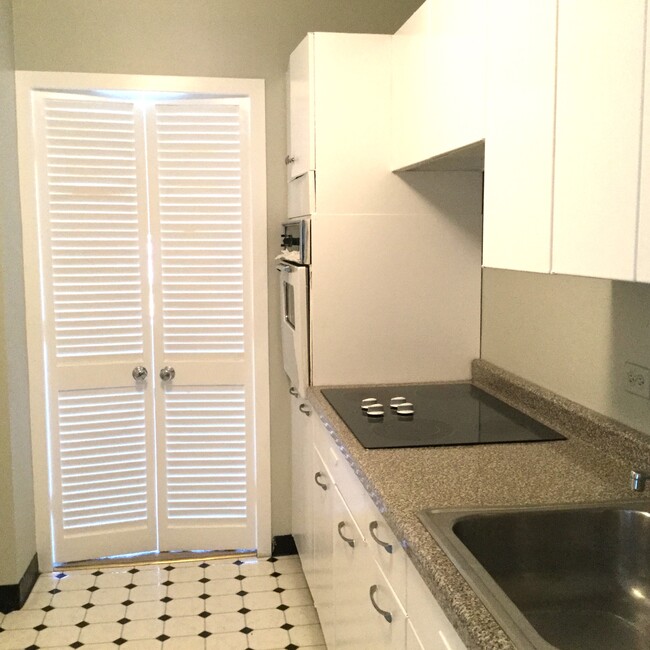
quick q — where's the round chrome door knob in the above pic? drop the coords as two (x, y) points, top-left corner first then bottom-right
(159, 366), (175, 382)
(132, 366), (148, 382)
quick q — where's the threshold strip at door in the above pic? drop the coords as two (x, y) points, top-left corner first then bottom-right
(57, 548), (257, 572)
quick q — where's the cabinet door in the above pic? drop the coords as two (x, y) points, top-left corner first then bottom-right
(290, 396), (313, 580)
(363, 562), (407, 650)
(311, 446), (336, 649)
(482, 0), (557, 273)
(287, 34), (314, 180)
(638, 3), (650, 283)
(553, 0), (645, 281)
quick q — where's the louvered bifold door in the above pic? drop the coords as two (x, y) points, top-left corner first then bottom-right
(146, 99), (257, 551)
(33, 93), (158, 563)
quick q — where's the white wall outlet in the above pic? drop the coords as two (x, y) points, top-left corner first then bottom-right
(624, 362), (650, 399)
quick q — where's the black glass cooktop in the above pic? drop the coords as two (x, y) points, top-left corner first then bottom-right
(321, 383), (566, 449)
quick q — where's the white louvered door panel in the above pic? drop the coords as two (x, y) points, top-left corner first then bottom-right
(34, 93), (158, 562)
(146, 100), (256, 551)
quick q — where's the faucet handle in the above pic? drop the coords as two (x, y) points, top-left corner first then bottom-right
(630, 469), (649, 492)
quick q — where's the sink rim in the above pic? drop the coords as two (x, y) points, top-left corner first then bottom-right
(418, 499), (650, 650)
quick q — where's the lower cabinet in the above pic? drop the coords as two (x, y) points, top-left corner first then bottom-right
(292, 399), (467, 650)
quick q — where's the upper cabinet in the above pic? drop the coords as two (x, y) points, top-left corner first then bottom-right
(391, 0), (486, 172)
(482, 0), (557, 273)
(286, 32), (442, 218)
(483, 0), (650, 284)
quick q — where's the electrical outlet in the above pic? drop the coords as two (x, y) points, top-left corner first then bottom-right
(624, 362), (650, 399)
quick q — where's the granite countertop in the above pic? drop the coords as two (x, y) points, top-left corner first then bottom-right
(307, 360), (650, 650)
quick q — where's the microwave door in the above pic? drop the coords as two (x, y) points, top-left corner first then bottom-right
(280, 264), (309, 397)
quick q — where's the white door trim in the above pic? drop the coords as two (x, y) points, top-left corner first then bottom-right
(15, 70), (271, 568)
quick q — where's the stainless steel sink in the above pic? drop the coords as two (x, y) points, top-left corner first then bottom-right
(419, 502), (650, 650)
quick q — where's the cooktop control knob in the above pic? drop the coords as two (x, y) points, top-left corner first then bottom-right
(366, 404), (384, 417)
(390, 396), (407, 409)
(396, 402), (414, 416)
(361, 398), (378, 410)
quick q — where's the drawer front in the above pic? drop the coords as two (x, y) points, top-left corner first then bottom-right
(288, 170), (315, 218)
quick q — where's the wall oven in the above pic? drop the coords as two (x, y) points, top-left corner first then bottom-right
(277, 218), (310, 397)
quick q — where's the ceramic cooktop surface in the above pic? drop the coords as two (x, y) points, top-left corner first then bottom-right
(321, 383), (566, 449)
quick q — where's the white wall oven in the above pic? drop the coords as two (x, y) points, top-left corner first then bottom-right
(278, 219), (310, 397)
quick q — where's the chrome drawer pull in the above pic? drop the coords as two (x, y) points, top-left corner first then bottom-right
(337, 521), (355, 548)
(314, 472), (327, 491)
(369, 521), (393, 554)
(369, 585), (392, 623)
(299, 403), (311, 416)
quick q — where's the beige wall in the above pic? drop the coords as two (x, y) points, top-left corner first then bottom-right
(0, 0), (36, 585)
(9, 0), (424, 538)
(482, 269), (650, 436)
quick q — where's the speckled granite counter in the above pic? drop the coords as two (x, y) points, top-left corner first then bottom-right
(307, 360), (650, 650)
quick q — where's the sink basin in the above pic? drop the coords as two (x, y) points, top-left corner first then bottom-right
(419, 502), (650, 650)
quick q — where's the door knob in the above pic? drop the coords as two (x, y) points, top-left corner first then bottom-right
(132, 366), (148, 382)
(159, 366), (175, 382)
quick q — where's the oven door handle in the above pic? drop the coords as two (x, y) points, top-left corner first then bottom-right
(276, 263), (294, 273)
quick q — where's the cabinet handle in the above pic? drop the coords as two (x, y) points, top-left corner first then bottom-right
(289, 387), (299, 397)
(299, 403), (312, 416)
(285, 155), (296, 165)
(337, 521), (355, 548)
(369, 585), (393, 623)
(369, 521), (393, 554)
(314, 472), (327, 491)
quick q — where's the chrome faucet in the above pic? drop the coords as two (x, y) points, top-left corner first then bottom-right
(630, 469), (650, 492)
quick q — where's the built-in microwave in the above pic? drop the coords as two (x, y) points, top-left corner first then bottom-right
(277, 219), (310, 397)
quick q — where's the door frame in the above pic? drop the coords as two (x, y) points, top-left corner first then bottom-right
(15, 70), (271, 569)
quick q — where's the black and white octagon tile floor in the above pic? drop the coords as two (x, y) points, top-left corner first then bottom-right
(0, 555), (326, 650)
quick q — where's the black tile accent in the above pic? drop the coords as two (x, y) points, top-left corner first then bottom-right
(87, 586), (99, 592)
(76, 621), (89, 628)
(199, 577), (209, 583)
(198, 630), (211, 638)
(121, 599), (134, 606)
(70, 642), (84, 649)
(127, 568), (139, 575)
(273, 587), (285, 593)
(42, 605), (55, 612)
(125, 583), (137, 590)
(117, 617), (130, 625)
(281, 623), (294, 630)
(157, 634), (170, 642)
(164, 565), (175, 571)
(271, 572), (281, 578)
(286, 644), (299, 650)
(114, 639), (127, 646)
(55, 572), (67, 579)
(162, 580), (173, 587)
(81, 603), (95, 610)
(198, 611), (211, 618)
(267, 557), (278, 563)
(236, 590), (248, 597)
(238, 607), (250, 614)
(25, 645), (39, 650)
(272, 535), (298, 557)
(234, 560), (244, 566)
(48, 588), (61, 595)
(160, 596), (172, 603)
(277, 604), (289, 611)
(34, 623), (47, 631)
(198, 593), (209, 600)
(240, 626), (253, 634)
(158, 614), (171, 621)
(91, 570), (103, 577)
(199, 562), (210, 569)
(235, 575), (245, 581)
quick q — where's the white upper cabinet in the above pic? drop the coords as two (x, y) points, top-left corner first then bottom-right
(391, 0), (486, 172)
(482, 0), (557, 273)
(552, 0), (646, 281)
(287, 34), (315, 181)
(483, 0), (650, 284)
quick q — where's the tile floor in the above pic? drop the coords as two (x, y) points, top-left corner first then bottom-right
(0, 555), (325, 650)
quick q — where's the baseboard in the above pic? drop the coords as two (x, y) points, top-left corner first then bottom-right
(271, 534), (298, 557)
(0, 554), (39, 614)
